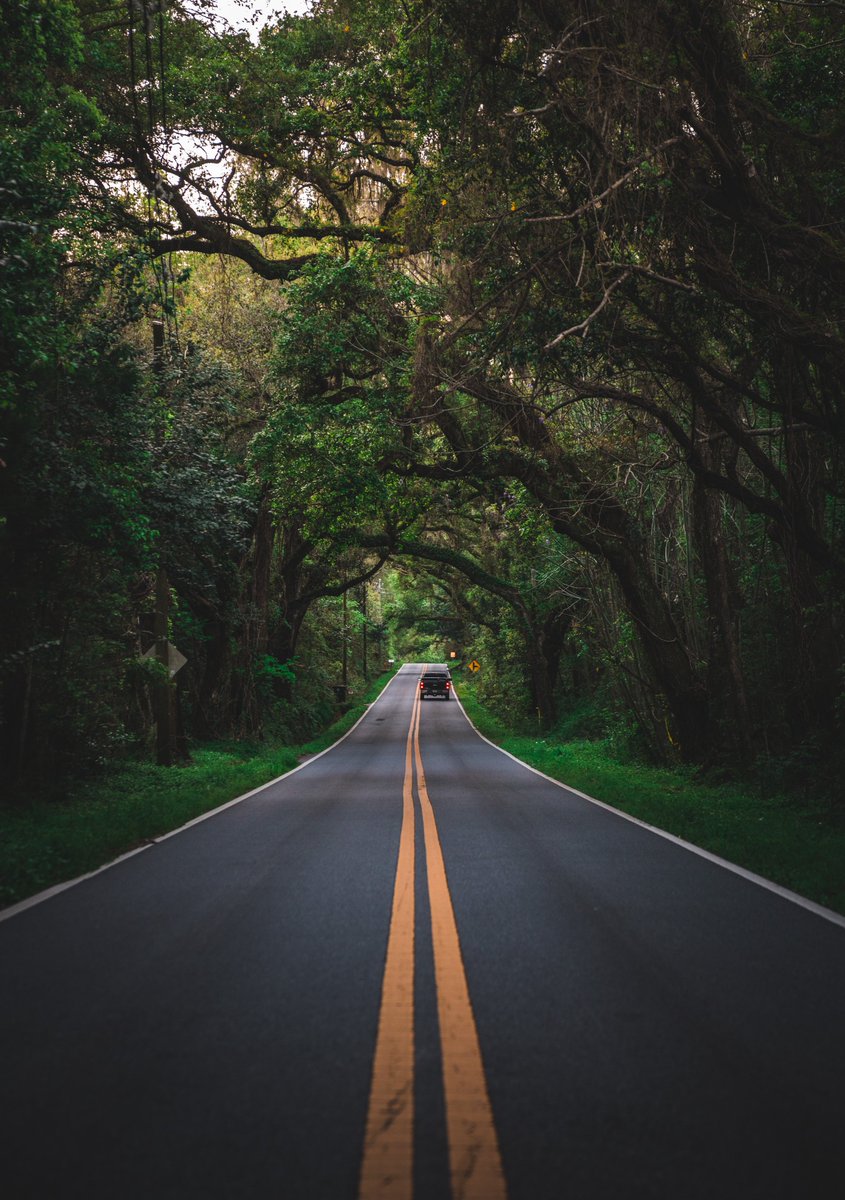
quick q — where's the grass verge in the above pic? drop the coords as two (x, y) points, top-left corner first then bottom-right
(0, 669), (398, 910)
(458, 686), (845, 917)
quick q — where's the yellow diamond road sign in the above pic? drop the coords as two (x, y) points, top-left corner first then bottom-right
(468, 659), (480, 672)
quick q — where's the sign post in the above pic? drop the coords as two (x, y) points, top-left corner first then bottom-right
(155, 567), (176, 766)
(139, 567), (188, 766)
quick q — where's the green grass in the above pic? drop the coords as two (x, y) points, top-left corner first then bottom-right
(0, 669), (398, 910)
(5, 668), (842, 918)
(458, 686), (845, 916)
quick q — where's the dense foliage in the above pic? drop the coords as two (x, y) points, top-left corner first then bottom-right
(2, 0), (843, 799)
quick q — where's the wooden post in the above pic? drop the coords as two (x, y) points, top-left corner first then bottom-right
(154, 565), (176, 767)
(342, 586), (348, 694)
(361, 583), (368, 681)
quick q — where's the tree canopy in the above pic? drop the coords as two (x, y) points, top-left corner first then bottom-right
(2, 0), (844, 794)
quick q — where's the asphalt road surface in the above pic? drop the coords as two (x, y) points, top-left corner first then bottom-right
(2, 665), (844, 1199)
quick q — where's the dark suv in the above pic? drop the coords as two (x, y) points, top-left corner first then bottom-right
(419, 669), (452, 700)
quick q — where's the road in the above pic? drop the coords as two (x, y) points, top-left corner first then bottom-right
(1, 664), (844, 1199)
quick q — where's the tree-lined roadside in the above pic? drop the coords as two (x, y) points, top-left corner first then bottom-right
(457, 684), (845, 917)
(0, 669), (397, 910)
(2, 1), (843, 832)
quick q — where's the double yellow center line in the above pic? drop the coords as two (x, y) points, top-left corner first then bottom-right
(359, 688), (507, 1200)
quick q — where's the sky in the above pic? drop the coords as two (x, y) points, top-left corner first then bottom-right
(163, 2), (314, 199)
(212, 0), (312, 34)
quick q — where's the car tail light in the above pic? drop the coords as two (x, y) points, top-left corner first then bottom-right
(445, 681), (451, 688)
(420, 681), (424, 689)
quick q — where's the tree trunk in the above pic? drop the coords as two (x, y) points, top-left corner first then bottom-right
(235, 490), (276, 735)
(602, 538), (710, 760)
(775, 347), (842, 743)
(154, 566), (176, 767)
(692, 417), (753, 760)
(518, 456), (710, 760)
(523, 608), (571, 729)
(525, 640), (557, 729)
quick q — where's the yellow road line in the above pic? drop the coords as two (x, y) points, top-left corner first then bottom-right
(359, 688), (419, 1200)
(414, 713), (508, 1200)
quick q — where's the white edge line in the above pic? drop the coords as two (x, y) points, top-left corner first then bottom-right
(0, 672), (402, 924)
(453, 692), (845, 931)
